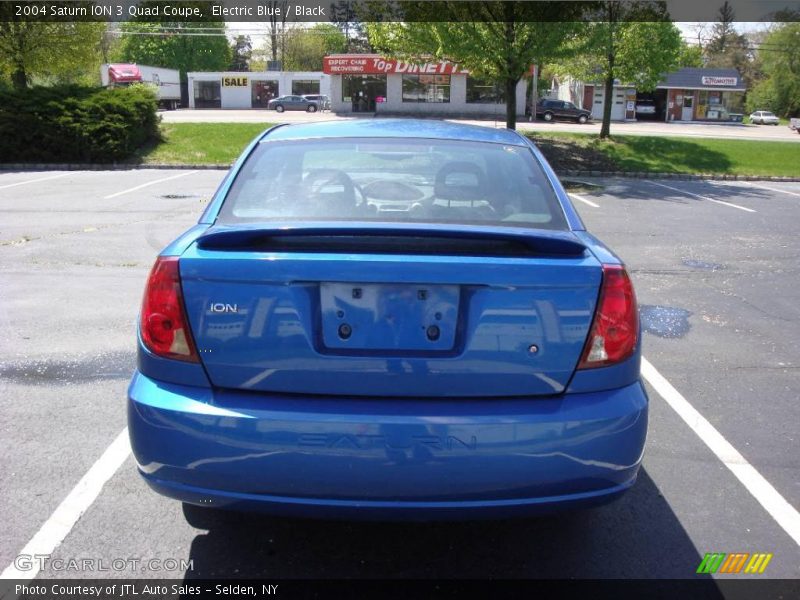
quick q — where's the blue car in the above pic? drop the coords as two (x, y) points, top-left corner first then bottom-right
(128, 119), (647, 521)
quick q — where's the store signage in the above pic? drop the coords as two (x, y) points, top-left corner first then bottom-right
(223, 76), (248, 87)
(323, 56), (469, 75)
(701, 76), (738, 86)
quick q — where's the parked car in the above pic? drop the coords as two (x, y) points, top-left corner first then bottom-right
(749, 111), (780, 125)
(635, 99), (657, 117)
(535, 99), (592, 124)
(790, 117), (800, 133)
(303, 94), (331, 111)
(267, 95), (318, 112)
(128, 119), (647, 522)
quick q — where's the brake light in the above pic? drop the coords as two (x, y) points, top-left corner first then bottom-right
(578, 264), (638, 369)
(139, 256), (199, 362)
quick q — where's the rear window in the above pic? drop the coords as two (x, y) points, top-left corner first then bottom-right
(217, 137), (568, 230)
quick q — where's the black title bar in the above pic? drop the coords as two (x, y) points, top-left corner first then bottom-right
(1, 1), (799, 23)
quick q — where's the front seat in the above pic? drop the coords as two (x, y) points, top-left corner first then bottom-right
(432, 162), (494, 219)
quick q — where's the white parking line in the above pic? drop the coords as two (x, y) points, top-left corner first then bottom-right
(742, 181), (800, 198)
(103, 171), (197, 200)
(0, 429), (131, 581)
(570, 193), (600, 208)
(641, 357), (800, 547)
(0, 173), (68, 191)
(648, 180), (757, 213)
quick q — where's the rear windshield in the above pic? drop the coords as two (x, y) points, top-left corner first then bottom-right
(216, 137), (568, 230)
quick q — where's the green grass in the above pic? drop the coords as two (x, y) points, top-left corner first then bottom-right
(138, 123), (800, 177)
(528, 132), (800, 177)
(137, 123), (275, 165)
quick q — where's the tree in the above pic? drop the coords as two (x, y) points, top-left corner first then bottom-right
(114, 1), (230, 83)
(747, 23), (800, 117)
(678, 41), (704, 68)
(704, 1), (758, 89)
(282, 24), (347, 71)
(706, 1), (738, 56)
(555, 2), (682, 138)
(229, 35), (252, 72)
(330, 0), (373, 53)
(264, 1), (290, 66)
(367, 2), (584, 129)
(0, 18), (105, 89)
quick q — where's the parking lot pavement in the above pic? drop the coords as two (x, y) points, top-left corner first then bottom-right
(160, 109), (800, 142)
(1, 171), (798, 581)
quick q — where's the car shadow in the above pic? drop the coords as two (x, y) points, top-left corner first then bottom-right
(179, 469), (720, 584)
(595, 178), (774, 205)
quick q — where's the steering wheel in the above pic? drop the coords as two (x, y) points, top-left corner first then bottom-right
(304, 169), (374, 216)
(304, 169), (355, 199)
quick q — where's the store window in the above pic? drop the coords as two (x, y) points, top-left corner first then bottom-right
(342, 75), (387, 112)
(252, 80), (278, 108)
(292, 79), (320, 96)
(466, 76), (505, 104)
(194, 80), (221, 109)
(696, 90), (745, 120)
(402, 74), (450, 103)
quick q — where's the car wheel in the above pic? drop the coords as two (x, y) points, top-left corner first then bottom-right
(543, 112), (554, 122)
(275, 105), (284, 113)
(307, 104), (317, 113)
(578, 115), (588, 124)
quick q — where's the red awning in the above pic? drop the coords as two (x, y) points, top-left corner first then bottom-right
(108, 64), (142, 84)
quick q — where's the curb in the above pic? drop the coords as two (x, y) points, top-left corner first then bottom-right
(0, 163), (231, 171)
(1, 163), (800, 182)
(558, 171), (800, 182)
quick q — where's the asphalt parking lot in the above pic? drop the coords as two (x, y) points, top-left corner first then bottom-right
(1, 169), (798, 581)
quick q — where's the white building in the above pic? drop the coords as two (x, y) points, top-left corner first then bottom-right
(548, 76), (637, 121)
(187, 71), (330, 109)
(323, 55), (528, 116)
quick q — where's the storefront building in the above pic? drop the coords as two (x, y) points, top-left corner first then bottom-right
(187, 71), (330, 109)
(659, 68), (745, 122)
(551, 68), (745, 122)
(322, 55), (528, 116)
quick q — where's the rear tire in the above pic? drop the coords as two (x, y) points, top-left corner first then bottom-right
(275, 105), (284, 113)
(578, 115), (588, 124)
(307, 104), (317, 113)
(543, 112), (554, 122)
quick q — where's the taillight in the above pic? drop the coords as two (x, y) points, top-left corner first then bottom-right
(139, 256), (199, 362)
(578, 264), (638, 369)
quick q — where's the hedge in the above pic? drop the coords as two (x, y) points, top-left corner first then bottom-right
(0, 85), (160, 163)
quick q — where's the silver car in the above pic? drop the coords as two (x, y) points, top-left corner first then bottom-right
(267, 95), (319, 113)
(303, 94), (331, 111)
(749, 111), (780, 125)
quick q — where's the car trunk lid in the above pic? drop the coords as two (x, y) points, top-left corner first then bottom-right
(179, 224), (601, 397)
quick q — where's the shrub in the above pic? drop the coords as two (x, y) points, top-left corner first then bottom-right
(0, 85), (160, 163)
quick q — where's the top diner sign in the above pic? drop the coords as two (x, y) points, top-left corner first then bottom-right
(323, 56), (469, 75)
(701, 76), (738, 86)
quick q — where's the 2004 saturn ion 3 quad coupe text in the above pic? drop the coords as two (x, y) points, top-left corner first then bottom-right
(127, 119), (647, 521)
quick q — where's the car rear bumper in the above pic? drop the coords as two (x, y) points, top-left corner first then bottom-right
(128, 371), (648, 520)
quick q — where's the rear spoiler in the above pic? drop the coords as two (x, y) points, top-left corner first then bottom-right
(195, 223), (587, 257)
